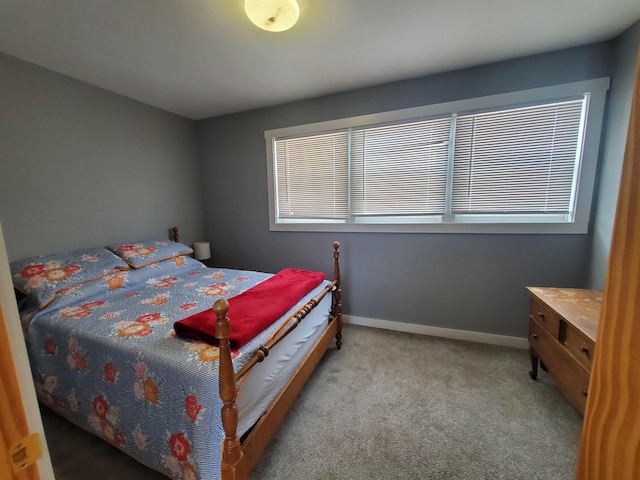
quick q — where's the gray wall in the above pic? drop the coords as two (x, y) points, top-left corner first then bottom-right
(0, 53), (204, 261)
(588, 21), (640, 289)
(1, 34), (630, 338)
(196, 43), (613, 338)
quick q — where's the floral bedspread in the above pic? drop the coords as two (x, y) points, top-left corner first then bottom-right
(22, 255), (329, 479)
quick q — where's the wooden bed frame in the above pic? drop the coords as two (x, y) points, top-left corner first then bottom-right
(173, 229), (343, 480)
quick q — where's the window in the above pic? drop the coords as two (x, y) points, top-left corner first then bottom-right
(266, 78), (609, 234)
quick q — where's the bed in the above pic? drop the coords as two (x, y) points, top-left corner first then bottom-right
(12, 229), (343, 479)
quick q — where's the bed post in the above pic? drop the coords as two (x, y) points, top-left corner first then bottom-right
(172, 226), (179, 243)
(332, 241), (343, 350)
(214, 299), (246, 480)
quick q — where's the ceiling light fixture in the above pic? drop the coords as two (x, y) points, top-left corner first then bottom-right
(244, 0), (300, 32)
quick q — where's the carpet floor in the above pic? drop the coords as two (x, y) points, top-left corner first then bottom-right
(40, 324), (583, 479)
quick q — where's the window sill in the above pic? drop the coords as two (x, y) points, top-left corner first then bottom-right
(269, 221), (589, 234)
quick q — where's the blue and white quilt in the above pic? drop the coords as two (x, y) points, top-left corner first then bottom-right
(21, 255), (329, 479)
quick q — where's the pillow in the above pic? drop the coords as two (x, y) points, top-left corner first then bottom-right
(11, 247), (130, 309)
(106, 238), (193, 268)
(139, 254), (206, 272)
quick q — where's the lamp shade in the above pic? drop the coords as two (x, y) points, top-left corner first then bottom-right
(193, 242), (211, 261)
(245, 0), (299, 32)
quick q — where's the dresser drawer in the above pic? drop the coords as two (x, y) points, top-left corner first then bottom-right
(529, 317), (590, 413)
(563, 326), (595, 371)
(529, 298), (561, 337)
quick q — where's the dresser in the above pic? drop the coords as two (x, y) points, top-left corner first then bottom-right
(526, 287), (601, 414)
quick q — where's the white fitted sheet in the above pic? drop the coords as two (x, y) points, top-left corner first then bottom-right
(236, 293), (332, 435)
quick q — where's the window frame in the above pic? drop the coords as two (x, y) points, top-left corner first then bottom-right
(265, 77), (610, 234)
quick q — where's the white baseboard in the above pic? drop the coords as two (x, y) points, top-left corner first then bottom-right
(343, 315), (529, 349)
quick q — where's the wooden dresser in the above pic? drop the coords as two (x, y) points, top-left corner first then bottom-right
(526, 287), (601, 414)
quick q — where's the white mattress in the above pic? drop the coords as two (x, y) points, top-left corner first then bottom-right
(236, 293), (332, 435)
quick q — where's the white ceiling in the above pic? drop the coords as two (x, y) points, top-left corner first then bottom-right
(1, 0), (639, 120)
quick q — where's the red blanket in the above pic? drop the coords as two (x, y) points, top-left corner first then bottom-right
(173, 268), (325, 349)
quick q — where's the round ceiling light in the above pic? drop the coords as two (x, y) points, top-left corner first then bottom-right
(244, 0), (300, 32)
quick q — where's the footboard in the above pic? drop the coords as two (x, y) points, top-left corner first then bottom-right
(214, 242), (343, 480)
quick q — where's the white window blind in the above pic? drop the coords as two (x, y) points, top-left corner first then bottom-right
(452, 99), (586, 216)
(275, 131), (348, 220)
(350, 118), (451, 216)
(266, 78), (609, 233)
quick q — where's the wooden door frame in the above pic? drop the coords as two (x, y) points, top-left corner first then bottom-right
(576, 47), (640, 479)
(0, 222), (55, 479)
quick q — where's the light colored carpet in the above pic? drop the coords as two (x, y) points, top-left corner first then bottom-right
(41, 324), (583, 479)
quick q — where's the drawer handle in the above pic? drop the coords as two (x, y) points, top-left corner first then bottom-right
(530, 333), (538, 339)
(538, 312), (545, 319)
(582, 390), (588, 397)
(580, 345), (590, 356)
